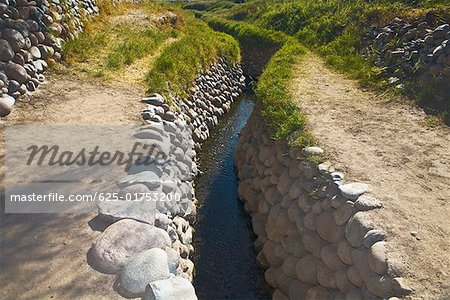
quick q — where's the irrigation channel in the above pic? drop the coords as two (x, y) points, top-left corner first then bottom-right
(192, 94), (271, 299)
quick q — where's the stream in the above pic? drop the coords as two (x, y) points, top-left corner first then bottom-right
(192, 94), (270, 299)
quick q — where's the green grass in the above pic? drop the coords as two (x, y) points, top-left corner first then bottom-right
(198, 16), (314, 146)
(106, 27), (179, 69)
(61, 1), (241, 101)
(192, 0), (449, 115)
(146, 13), (240, 100)
(255, 38), (314, 147)
(205, 17), (288, 50)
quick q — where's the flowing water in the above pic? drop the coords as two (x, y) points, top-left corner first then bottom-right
(193, 95), (270, 299)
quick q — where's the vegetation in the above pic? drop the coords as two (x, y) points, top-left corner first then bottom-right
(62, 1), (240, 101)
(187, 0), (449, 116)
(201, 16), (313, 146)
(255, 39), (314, 146)
(146, 13), (240, 99)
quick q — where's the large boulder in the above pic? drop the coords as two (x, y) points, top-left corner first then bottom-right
(117, 248), (170, 297)
(1, 28), (26, 52)
(98, 200), (171, 229)
(5, 62), (28, 84)
(0, 94), (15, 117)
(0, 39), (14, 61)
(143, 276), (197, 300)
(89, 219), (171, 274)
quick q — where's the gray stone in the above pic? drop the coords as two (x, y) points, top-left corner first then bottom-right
(143, 276), (197, 300)
(339, 183), (370, 201)
(345, 212), (374, 248)
(5, 62), (28, 84)
(118, 171), (161, 189)
(301, 146), (324, 157)
(0, 39), (14, 61)
(354, 195), (382, 211)
(0, 94), (15, 117)
(333, 201), (354, 225)
(89, 219), (171, 274)
(315, 211), (345, 243)
(363, 229), (387, 248)
(118, 248), (170, 297)
(296, 254), (319, 284)
(392, 277), (413, 296)
(29, 45), (41, 59)
(98, 200), (166, 227)
(368, 241), (388, 275)
(1, 28), (25, 52)
(142, 93), (165, 106)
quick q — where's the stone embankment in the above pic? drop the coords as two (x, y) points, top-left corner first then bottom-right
(88, 58), (245, 299)
(363, 16), (449, 90)
(234, 108), (412, 300)
(0, 0), (99, 116)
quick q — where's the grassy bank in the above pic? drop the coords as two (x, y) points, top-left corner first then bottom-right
(61, 1), (240, 101)
(200, 16), (313, 146)
(255, 39), (314, 147)
(146, 13), (240, 99)
(187, 0), (449, 117)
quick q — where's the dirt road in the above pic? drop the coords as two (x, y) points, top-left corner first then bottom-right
(292, 54), (450, 299)
(0, 76), (145, 300)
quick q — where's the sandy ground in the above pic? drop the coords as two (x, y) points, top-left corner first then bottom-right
(292, 54), (450, 299)
(0, 76), (145, 300)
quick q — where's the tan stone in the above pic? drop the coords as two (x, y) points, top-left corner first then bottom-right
(335, 268), (356, 293)
(282, 255), (299, 278)
(288, 280), (310, 300)
(333, 201), (354, 225)
(298, 194), (312, 213)
(346, 266), (364, 287)
(345, 212), (374, 248)
(273, 289), (289, 300)
(304, 211), (316, 231)
(296, 254), (319, 284)
(302, 230), (327, 259)
(277, 168), (293, 196)
(337, 239), (353, 265)
(317, 261), (336, 289)
(306, 286), (335, 300)
(315, 211), (345, 243)
(368, 241), (388, 275)
(321, 245), (346, 271)
(265, 267), (277, 287)
(275, 267), (294, 295)
(351, 248), (372, 282)
(263, 240), (283, 266)
(345, 288), (363, 300)
(365, 273), (392, 298)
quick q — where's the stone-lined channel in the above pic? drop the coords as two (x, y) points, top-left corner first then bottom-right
(192, 94), (270, 299)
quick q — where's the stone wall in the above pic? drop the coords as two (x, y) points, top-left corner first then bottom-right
(0, 0), (99, 116)
(88, 58), (246, 299)
(362, 16), (449, 95)
(234, 108), (412, 300)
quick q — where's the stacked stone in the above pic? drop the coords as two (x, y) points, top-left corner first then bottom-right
(176, 57), (246, 151)
(89, 59), (245, 299)
(363, 17), (450, 87)
(0, 0), (98, 116)
(234, 109), (413, 300)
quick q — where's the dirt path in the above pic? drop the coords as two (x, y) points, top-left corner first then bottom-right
(292, 54), (450, 299)
(0, 75), (145, 300)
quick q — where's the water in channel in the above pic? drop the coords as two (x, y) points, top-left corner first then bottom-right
(192, 94), (270, 300)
